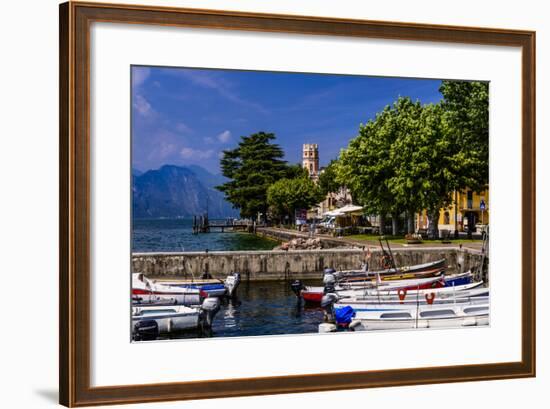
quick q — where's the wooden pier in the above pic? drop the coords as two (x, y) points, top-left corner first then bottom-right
(192, 215), (257, 234)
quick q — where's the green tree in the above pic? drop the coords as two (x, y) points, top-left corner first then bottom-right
(439, 80), (489, 191)
(217, 132), (288, 221)
(318, 159), (341, 196)
(337, 105), (401, 234)
(390, 103), (455, 237)
(338, 84), (488, 238)
(267, 177), (323, 224)
(285, 163), (310, 179)
(435, 81), (489, 237)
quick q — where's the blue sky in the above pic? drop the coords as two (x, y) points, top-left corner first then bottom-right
(132, 66), (443, 174)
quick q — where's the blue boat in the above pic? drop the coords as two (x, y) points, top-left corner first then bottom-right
(444, 272), (473, 287)
(171, 283), (227, 297)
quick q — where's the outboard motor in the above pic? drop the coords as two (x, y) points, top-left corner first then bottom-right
(320, 293), (338, 323)
(324, 267), (336, 275)
(226, 272), (241, 298)
(200, 297), (221, 329)
(290, 280), (305, 297)
(323, 273), (336, 286)
(324, 283), (336, 294)
(133, 320), (159, 341)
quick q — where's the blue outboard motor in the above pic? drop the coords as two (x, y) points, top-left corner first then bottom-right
(335, 306), (355, 327)
(324, 267), (336, 275)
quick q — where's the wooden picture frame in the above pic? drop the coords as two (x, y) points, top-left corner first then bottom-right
(59, 1), (536, 406)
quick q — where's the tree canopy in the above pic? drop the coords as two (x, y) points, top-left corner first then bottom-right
(317, 159), (341, 196)
(336, 81), (489, 235)
(267, 176), (323, 222)
(217, 132), (288, 220)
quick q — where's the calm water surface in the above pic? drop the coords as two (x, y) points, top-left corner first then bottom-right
(158, 280), (324, 340)
(133, 218), (279, 252)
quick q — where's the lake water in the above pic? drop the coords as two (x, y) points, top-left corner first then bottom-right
(132, 218), (279, 252)
(155, 279), (325, 340)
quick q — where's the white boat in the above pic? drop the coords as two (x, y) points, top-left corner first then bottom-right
(156, 273), (241, 298)
(132, 305), (200, 333)
(338, 285), (488, 304)
(132, 297), (221, 340)
(132, 273), (202, 305)
(339, 280), (483, 299)
(334, 295), (489, 312)
(347, 303), (489, 331)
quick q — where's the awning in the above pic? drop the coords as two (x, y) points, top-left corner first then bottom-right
(323, 204), (363, 217)
(335, 204), (363, 214)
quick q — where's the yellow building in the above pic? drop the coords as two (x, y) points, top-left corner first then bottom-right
(416, 187), (489, 233)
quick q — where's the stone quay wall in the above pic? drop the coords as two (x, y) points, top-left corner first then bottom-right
(132, 247), (486, 282)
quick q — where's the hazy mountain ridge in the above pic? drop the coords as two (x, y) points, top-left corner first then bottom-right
(132, 165), (238, 219)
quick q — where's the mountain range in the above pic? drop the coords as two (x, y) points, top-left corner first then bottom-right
(132, 165), (238, 219)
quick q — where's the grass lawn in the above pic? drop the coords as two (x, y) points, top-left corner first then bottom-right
(346, 234), (483, 245)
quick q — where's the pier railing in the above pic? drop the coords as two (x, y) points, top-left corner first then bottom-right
(192, 216), (259, 234)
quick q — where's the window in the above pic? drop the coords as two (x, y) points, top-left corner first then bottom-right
(467, 190), (473, 209)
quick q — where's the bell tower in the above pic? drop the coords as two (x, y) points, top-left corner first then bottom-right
(302, 143), (319, 181)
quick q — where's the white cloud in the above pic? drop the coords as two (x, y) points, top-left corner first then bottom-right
(170, 69), (268, 114)
(175, 122), (192, 133)
(217, 130), (232, 143)
(180, 147), (214, 160)
(133, 94), (154, 118)
(132, 67), (150, 88)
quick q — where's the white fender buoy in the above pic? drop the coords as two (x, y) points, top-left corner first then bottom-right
(318, 323), (337, 333)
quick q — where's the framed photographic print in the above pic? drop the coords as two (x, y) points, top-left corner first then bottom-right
(59, 1), (536, 406)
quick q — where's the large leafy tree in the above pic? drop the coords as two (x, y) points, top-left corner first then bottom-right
(285, 163), (310, 180)
(391, 103), (455, 236)
(337, 105), (402, 234)
(337, 83), (488, 237)
(318, 159), (341, 196)
(217, 132), (288, 221)
(267, 177), (323, 223)
(439, 80), (489, 192)
(384, 98), (426, 233)
(437, 80), (489, 237)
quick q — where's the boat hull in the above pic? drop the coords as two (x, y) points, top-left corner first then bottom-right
(351, 314), (489, 330)
(132, 306), (200, 333)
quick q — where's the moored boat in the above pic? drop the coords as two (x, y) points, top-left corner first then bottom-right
(333, 259), (446, 280)
(334, 295), (489, 312)
(347, 303), (489, 331)
(132, 273), (202, 305)
(297, 271), (473, 304)
(334, 286), (489, 305)
(132, 297), (221, 340)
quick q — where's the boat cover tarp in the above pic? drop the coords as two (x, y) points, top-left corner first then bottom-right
(335, 306), (355, 325)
